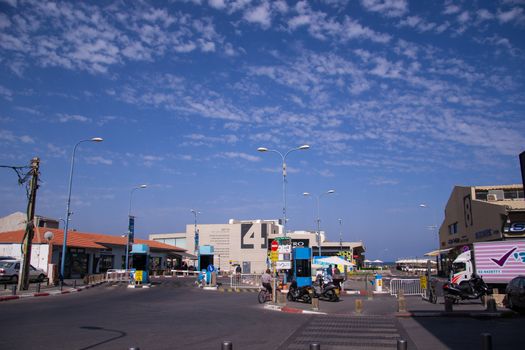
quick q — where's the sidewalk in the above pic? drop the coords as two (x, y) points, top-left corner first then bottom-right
(264, 277), (519, 318)
(0, 279), (106, 302)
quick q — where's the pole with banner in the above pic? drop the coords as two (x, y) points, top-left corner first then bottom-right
(126, 215), (135, 271)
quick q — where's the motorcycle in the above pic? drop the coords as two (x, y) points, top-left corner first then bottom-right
(312, 275), (340, 302)
(287, 280), (312, 303)
(443, 274), (492, 303)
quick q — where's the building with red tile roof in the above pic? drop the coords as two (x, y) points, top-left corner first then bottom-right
(0, 225), (190, 280)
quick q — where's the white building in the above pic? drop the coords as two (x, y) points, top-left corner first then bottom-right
(149, 219), (365, 273)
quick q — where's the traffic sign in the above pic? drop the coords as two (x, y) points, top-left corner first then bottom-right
(271, 240), (278, 251)
(276, 261), (291, 269)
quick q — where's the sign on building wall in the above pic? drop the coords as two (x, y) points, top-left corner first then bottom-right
(463, 195), (473, 227)
(240, 223), (268, 249)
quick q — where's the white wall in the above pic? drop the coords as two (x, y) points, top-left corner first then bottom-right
(0, 243), (49, 270)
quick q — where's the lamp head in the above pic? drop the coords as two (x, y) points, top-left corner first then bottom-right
(91, 137), (104, 142)
(257, 147), (268, 152)
(327, 189), (335, 194)
(298, 144), (310, 150)
(303, 192), (310, 196)
(139, 184), (147, 189)
(44, 231), (54, 242)
(419, 204), (427, 208)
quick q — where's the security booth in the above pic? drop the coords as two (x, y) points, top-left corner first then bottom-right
(199, 245), (214, 270)
(131, 244), (149, 284)
(293, 247), (312, 287)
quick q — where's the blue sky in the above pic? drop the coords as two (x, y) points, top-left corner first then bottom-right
(0, 0), (524, 261)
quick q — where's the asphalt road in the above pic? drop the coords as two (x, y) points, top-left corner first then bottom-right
(1, 277), (524, 349)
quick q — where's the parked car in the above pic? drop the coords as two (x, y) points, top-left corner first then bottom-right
(0, 260), (47, 284)
(505, 275), (525, 310)
(0, 256), (16, 260)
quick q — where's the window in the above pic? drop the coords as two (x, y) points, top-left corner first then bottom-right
(475, 190), (488, 201)
(448, 222), (458, 235)
(452, 262), (466, 273)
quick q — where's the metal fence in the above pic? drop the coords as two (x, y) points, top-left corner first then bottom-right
(389, 278), (425, 297)
(105, 269), (130, 283)
(229, 273), (262, 289)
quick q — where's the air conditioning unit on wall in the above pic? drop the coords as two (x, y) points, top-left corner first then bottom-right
(487, 194), (497, 201)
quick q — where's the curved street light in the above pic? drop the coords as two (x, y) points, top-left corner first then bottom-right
(126, 184), (147, 270)
(257, 145), (310, 237)
(303, 189), (335, 256)
(60, 137), (103, 282)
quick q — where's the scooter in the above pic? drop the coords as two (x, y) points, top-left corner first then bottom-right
(287, 280), (312, 303)
(443, 274), (491, 303)
(313, 275), (340, 302)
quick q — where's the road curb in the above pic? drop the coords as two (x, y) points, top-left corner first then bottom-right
(0, 282), (107, 302)
(263, 303), (327, 315)
(395, 311), (516, 318)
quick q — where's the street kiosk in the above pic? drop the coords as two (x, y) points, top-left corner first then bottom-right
(131, 244), (150, 284)
(293, 247), (312, 288)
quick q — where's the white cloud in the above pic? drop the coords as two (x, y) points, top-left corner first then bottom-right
(85, 156), (113, 165)
(57, 114), (91, 123)
(0, 129), (34, 144)
(0, 85), (13, 100)
(47, 143), (66, 157)
(360, 0), (408, 18)
(497, 7), (524, 24)
(243, 2), (272, 28)
(221, 152), (260, 162)
(209, 0), (226, 9)
(19, 135), (34, 143)
(443, 4), (461, 15)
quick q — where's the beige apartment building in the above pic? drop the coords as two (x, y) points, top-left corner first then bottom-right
(149, 219), (365, 274)
(439, 184), (525, 272)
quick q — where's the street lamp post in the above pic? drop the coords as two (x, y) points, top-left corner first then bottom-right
(257, 145), (309, 237)
(338, 218), (343, 253)
(419, 203), (440, 277)
(303, 190), (335, 256)
(191, 209), (201, 271)
(419, 204), (439, 250)
(60, 137), (103, 283)
(126, 185), (147, 271)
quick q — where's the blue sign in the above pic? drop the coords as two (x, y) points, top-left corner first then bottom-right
(207, 264), (215, 272)
(128, 216), (135, 243)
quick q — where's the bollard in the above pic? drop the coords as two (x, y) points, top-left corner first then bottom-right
(444, 297), (453, 312)
(397, 339), (407, 350)
(11, 285), (16, 295)
(367, 290), (373, 300)
(312, 296), (319, 311)
(481, 333), (492, 350)
(221, 340), (233, 350)
(310, 343), (321, 350)
(397, 289), (406, 313)
(73, 280), (77, 288)
(486, 298), (497, 312)
(36, 282), (41, 293)
(397, 297), (406, 313)
(355, 299), (363, 314)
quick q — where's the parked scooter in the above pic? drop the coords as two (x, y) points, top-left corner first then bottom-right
(443, 274), (491, 303)
(287, 280), (312, 303)
(312, 275), (340, 302)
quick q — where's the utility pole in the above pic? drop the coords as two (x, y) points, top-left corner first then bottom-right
(18, 157), (40, 291)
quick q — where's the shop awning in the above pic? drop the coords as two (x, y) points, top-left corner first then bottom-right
(173, 251), (198, 260)
(424, 248), (452, 257)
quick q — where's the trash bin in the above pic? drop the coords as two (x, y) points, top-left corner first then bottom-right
(375, 274), (383, 292)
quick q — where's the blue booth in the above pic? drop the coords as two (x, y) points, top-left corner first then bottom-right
(293, 247), (312, 288)
(131, 244), (150, 284)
